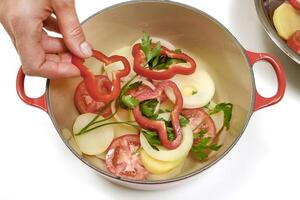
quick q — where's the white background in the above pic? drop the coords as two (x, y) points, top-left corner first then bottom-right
(0, 0), (299, 199)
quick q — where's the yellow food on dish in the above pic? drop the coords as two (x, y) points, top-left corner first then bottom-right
(140, 149), (185, 174)
(273, 2), (300, 40)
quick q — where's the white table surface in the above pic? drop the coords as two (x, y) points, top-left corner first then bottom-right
(1, 0), (299, 199)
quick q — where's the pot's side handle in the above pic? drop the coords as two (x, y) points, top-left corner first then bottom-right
(16, 67), (48, 112)
(246, 51), (286, 111)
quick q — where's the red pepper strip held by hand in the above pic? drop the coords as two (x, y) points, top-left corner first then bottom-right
(132, 81), (183, 149)
(132, 44), (197, 80)
(72, 50), (131, 103)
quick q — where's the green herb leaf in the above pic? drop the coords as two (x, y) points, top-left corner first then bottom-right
(150, 57), (186, 70)
(179, 115), (189, 127)
(166, 127), (176, 141)
(192, 90), (198, 95)
(140, 99), (159, 119)
(141, 32), (162, 65)
(148, 41), (161, 63)
(127, 81), (143, 91)
(121, 95), (139, 109)
(209, 103), (233, 130)
(193, 130), (207, 140)
(174, 49), (182, 53)
(141, 33), (187, 71)
(191, 131), (222, 160)
(141, 129), (161, 151)
(117, 76), (141, 109)
(141, 32), (151, 57)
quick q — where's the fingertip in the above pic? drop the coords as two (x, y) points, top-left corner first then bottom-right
(79, 41), (93, 58)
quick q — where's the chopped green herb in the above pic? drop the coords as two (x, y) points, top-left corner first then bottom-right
(166, 127), (176, 141)
(141, 33), (186, 70)
(179, 115), (189, 127)
(192, 90), (198, 95)
(193, 130), (207, 140)
(141, 129), (161, 151)
(140, 99), (159, 119)
(121, 95), (139, 109)
(174, 49), (182, 53)
(209, 103), (233, 130)
(191, 133), (222, 160)
(141, 32), (162, 65)
(117, 76), (142, 109)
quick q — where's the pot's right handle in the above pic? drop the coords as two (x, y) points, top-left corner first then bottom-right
(246, 51), (286, 111)
(16, 67), (48, 112)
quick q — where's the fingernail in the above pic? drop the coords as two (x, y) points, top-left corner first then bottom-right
(80, 41), (93, 57)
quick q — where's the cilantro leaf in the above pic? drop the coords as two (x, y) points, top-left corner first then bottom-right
(179, 115), (189, 127)
(141, 129), (161, 151)
(209, 103), (233, 130)
(141, 32), (151, 57)
(191, 135), (222, 160)
(166, 127), (176, 141)
(140, 99), (159, 119)
(141, 32), (162, 65)
(117, 79), (142, 109)
(140, 33), (186, 70)
(121, 95), (139, 109)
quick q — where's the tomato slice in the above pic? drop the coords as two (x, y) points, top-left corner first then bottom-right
(287, 30), (300, 54)
(289, 0), (300, 10)
(128, 84), (167, 103)
(182, 108), (217, 143)
(74, 75), (112, 117)
(106, 134), (149, 180)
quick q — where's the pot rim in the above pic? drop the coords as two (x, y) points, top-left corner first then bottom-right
(254, 0), (300, 64)
(46, 0), (255, 185)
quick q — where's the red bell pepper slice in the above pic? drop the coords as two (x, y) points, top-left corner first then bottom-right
(289, 0), (300, 10)
(132, 81), (183, 149)
(72, 50), (131, 103)
(132, 44), (196, 80)
(287, 30), (300, 54)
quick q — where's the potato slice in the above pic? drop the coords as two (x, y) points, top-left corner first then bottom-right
(140, 149), (185, 174)
(273, 2), (300, 40)
(148, 161), (184, 180)
(61, 128), (72, 141)
(73, 113), (114, 155)
(69, 137), (83, 156)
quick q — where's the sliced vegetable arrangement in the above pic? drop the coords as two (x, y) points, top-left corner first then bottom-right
(68, 33), (233, 180)
(273, 1), (300, 54)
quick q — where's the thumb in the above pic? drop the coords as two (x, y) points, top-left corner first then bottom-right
(52, 0), (92, 58)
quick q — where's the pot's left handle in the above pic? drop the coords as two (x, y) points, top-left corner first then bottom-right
(16, 68), (48, 112)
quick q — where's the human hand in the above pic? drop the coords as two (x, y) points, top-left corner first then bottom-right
(0, 0), (92, 78)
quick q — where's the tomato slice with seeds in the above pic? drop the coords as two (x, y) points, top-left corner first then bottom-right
(106, 134), (149, 180)
(74, 75), (112, 117)
(182, 108), (217, 143)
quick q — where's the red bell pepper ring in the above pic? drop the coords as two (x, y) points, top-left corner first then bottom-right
(72, 50), (131, 103)
(289, 0), (300, 10)
(132, 43), (196, 80)
(132, 81), (183, 149)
